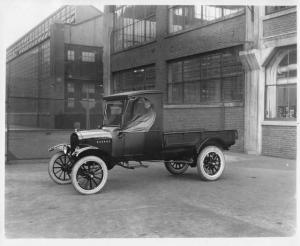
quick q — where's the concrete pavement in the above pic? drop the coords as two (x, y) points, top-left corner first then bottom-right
(5, 152), (296, 238)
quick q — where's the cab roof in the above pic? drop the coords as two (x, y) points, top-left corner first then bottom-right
(103, 90), (162, 100)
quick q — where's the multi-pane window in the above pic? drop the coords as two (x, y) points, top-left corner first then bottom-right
(67, 82), (75, 108)
(40, 40), (50, 79)
(82, 52), (95, 62)
(82, 84), (96, 99)
(66, 83), (97, 110)
(168, 5), (244, 33)
(112, 5), (157, 52)
(6, 5), (76, 62)
(265, 48), (297, 120)
(113, 65), (156, 93)
(7, 40), (52, 100)
(167, 47), (244, 104)
(7, 47), (39, 98)
(265, 6), (294, 15)
(67, 50), (75, 61)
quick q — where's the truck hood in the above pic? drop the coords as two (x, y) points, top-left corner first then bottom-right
(76, 129), (113, 140)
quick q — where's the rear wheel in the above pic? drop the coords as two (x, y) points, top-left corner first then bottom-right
(164, 161), (189, 175)
(197, 146), (225, 181)
(71, 156), (108, 195)
(48, 151), (72, 184)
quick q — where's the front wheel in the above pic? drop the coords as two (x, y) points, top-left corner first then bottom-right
(71, 156), (108, 195)
(164, 161), (189, 175)
(197, 146), (225, 181)
(48, 151), (72, 184)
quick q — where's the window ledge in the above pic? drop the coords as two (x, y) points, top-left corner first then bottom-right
(261, 120), (297, 126)
(263, 31), (296, 40)
(164, 102), (243, 109)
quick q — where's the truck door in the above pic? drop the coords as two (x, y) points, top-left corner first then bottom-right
(122, 97), (155, 157)
(123, 132), (144, 157)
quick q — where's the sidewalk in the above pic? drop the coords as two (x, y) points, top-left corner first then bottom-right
(225, 151), (296, 170)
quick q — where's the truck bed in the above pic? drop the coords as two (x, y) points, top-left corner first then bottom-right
(163, 129), (237, 150)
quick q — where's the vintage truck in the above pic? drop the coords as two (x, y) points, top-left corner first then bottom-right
(48, 90), (238, 195)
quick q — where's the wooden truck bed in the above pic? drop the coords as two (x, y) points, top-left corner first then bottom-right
(163, 129), (237, 150)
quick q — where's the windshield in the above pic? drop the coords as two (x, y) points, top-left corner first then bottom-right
(103, 100), (125, 126)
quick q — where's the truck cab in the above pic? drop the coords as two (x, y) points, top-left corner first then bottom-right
(103, 90), (163, 160)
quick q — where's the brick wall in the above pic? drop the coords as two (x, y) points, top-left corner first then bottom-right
(164, 14), (245, 61)
(262, 125), (296, 159)
(263, 12), (297, 38)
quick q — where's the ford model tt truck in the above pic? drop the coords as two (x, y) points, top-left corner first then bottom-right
(48, 90), (238, 195)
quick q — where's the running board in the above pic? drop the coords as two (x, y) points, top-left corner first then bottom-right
(164, 160), (194, 165)
(118, 161), (149, 169)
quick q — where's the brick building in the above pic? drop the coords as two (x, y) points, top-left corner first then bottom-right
(102, 5), (297, 158)
(240, 6), (297, 159)
(6, 5), (104, 130)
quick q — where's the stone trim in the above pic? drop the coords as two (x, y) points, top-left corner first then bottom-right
(261, 121), (297, 126)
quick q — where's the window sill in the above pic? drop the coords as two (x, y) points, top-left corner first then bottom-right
(261, 120), (297, 126)
(164, 102), (243, 109)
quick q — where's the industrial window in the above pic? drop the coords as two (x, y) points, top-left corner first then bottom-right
(168, 5), (244, 33)
(67, 50), (75, 61)
(67, 83), (75, 108)
(265, 48), (297, 120)
(41, 40), (50, 78)
(113, 65), (156, 93)
(265, 6), (294, 15)
(82, 52), (95, 62)
(6, 5), (76, 62)
(112, 5), (156, 52)
(167, 47), (244, 104)
(81, 84), (96, 100)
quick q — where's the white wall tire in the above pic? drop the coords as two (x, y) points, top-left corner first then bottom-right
(48, 151), (72, 184)
(197, 146), (225, 181)
(71, 156), (108, 195)
(164, 161), (189, 175)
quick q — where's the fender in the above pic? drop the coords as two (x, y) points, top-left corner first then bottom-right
(195, 137), (226, 154)
(48, 143), (70, 153)
(73, 146), (99, 157)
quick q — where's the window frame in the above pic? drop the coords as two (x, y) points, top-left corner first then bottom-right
(264, 47), (297, 121)
(81, 51), (96, 62)
(67, 50), (75, 61)
(112, 65), (156, 93)
(167, 47), (244, 105)
(112, 5), (157, 52)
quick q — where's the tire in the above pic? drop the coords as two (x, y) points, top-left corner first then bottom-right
(197, 146), (225, 181)
(48, 151), (72, 184)
(164, 161), (189, 175)
(71, 156), (108, 195)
